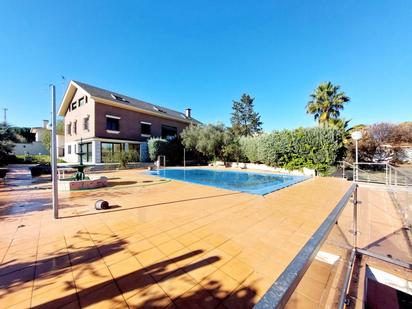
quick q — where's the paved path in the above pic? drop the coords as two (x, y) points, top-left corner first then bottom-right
(3, 164), (34, 186)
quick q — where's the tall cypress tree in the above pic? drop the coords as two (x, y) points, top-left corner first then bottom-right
(230, 94), (262, 136)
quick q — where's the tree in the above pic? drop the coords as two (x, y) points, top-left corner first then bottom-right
(306, 82), (350, 126)
(230, 94), (262, 136)
(181, 123), (229, 161)
(42, 119), (64, 152)
(0, 123), (17, 164)
(42, 131), (51, 152)
(10, 127), (35, 143)
(222, 129), (244, 163)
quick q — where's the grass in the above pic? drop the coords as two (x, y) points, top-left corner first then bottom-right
(16, 154), (66, 164)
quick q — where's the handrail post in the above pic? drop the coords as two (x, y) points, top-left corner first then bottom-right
(353, 185), (358, 249)
(385, 163), (389, 186)
(342, 162), (346, 179)
(395, 170), (398, 187)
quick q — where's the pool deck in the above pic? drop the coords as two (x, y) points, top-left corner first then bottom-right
(0, 166), (398, 308)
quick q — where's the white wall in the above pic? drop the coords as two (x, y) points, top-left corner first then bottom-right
(63, 142), (79, 163)
(12, 142), (49, 155)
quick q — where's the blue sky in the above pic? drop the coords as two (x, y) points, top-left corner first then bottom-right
(0, 0), (411, 131)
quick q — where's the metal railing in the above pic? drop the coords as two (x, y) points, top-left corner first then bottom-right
(340, 161), (371, 183)
(339, 161), (411, 229)
(254, 184), (358, 309)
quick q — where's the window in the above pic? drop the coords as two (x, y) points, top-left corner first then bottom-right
(73, 120), (77, 134)
(161, 125), (177, 139)
(71, 101), (77, 110)
(83, 116), (89, 131)
(78, 97), (85, 107)
(141, 122), (151, 136)
(111, 93), (129, 103)
(68, 145), (71, 154)
(129, 144), (140, 152)
(101, 142), (123, 163)
(66, 123), (71, 135)
(153, 106), (165, 113)
(80, 142), (92, 162)
(106, 117), (120, 131)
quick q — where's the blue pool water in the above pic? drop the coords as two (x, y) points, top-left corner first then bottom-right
(146, 168), (308, 195)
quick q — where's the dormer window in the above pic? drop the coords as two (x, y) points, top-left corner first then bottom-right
(153, 106), (165, 113)
(111, 94), (129, 103)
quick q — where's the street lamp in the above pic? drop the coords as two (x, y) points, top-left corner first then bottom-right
(351, 131), (362, 182)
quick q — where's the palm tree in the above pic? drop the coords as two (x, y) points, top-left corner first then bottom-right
(306, 82), (350, 126)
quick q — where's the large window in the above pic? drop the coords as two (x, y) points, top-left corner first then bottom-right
(106, 117), (120, 131)
(80, 142), (92, 162)
(66, 123), (71, 135)
(161, 125), (177, 139)
(141, 122), (151, 136)
(101, 142), (123, 162)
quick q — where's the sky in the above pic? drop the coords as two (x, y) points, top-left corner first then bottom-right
(0, 0), (411, 131)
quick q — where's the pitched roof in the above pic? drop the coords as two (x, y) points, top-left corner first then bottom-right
(59, 80), (201, 124)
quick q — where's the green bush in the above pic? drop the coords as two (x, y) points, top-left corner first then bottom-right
(239, 127), (343, 174)
(15, 154), (66, 164)
(239, 136), (261, 163)
(147, 137), (183, 165)
(148, 138), (168, 162)
(103, 151), (139, 167)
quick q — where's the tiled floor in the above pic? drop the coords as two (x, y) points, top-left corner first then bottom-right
(0, 166), (407, 308)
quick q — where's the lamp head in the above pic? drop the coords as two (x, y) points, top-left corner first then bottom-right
(351, 131), (362, 141)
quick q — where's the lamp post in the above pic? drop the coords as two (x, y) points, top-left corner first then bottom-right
(351, 131), (362, 182)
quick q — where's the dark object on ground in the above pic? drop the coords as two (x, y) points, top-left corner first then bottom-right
(95, 200), (110, 210)
(0, 168), (7, 179)
(30, 164), (51, 177)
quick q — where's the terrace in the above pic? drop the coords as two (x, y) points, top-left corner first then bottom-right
(1, 165), (410, 308)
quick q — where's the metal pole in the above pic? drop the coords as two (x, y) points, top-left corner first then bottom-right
(355, 140), (359, 182)
(385, 163), (388, 186)
(2, 108), (7, 124)
(51, 84), (59, 219)
(353, 185), (358, 249)
(395, 170), (398, 186)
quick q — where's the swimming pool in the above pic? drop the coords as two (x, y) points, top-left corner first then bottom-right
(146, 168), (308, 195)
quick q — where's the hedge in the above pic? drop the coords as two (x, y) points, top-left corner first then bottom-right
(240, 127), (343, 173)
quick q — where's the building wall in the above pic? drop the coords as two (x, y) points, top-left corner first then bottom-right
(94, 102), (188, 141)
(64, 88), (95, 143)
(12, 142), (49, 155)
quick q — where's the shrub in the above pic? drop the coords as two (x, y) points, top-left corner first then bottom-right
(240, 127), (343, 173)
(103, 151), (139, 167)
(148, 137), (184, 165)
(239, 136), (261, 163)
(148, 138), (168, 162)
(30, 163), (51, 177)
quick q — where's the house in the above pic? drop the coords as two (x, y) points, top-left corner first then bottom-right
(12, 120), (64, 156)
(58, 80), (201, 164)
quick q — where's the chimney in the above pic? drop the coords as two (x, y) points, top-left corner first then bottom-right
(185, 108), (191, 118)
(43, 120), (49, 128)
